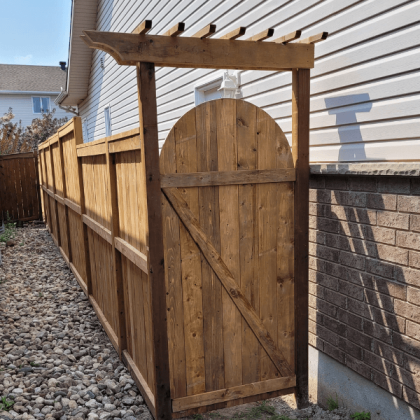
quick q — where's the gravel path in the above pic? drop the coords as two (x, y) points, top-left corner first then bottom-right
(0, 225), (359, 420)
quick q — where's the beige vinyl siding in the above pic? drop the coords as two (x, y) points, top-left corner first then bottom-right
(0, 94), (74, 128)
(79, 0), (420, 163)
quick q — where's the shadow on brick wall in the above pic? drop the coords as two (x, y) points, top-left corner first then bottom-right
(310, 175), (420, 412)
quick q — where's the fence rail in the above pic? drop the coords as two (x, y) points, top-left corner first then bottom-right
(0, 151), (41, 222)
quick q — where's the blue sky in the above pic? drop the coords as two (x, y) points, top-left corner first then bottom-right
(0, 0), (72, 66)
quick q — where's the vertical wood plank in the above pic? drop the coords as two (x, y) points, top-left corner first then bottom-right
(106, 140), (127, 356)
(196, 101), (224, 393)
(292, 69), (310, 408)
(49, 142), (61, 246)
(42, 149), (52, 231)
(137, 62), (171, 420)
(75, 119), (93, 296)
(217, 99), (242, 394)
(34, 151), (42, 220)
(236, 100), (260, 385)
(161, 129), (187, 398)
(256, 108), (279, 381)
(58, 136), (73, 263)
(174, 108), (206, 397)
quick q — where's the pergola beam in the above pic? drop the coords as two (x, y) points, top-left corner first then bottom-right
(132, 20), (152, 35)
(81, 30), (315, 70)
(246, 28), (274, 42)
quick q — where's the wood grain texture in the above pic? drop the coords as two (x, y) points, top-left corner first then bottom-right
(292, 69), (310, 408)
(82, 31), (315, 70)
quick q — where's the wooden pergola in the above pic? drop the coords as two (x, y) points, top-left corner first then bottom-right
(82, 21), (327, 420)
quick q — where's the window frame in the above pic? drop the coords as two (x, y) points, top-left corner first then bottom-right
(32, 96), (50, 114)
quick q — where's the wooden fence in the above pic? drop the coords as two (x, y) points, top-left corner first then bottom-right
(38, 93), (307, 418)
(0, 151), (41, 222)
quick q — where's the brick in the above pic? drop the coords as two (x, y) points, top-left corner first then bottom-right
(398, 196), (420, 214)
(339, 280), (364, 300)
(346, 354), (371, 380)
(309, 215), (317, 229)
(309, 202), (325, 216)
(348, 176), (377, 192)
(309, 243), (340, 262)
(309, 229), (325, 244)
(310, 188), (331, 204)
(325, 233), (350, 251)
(325, 204), (376, 224)
(330, 190), (350, 206)
(349, 238), (377, 258)
(394, 332), (420, 359)
(339, 251), (366, 270)
(316, 217), (341, 234)
(309, 176), (325, 189)
(347, 326), (372, 350)
(338, 220), (364, 239)
(309, 270), (338, 290)
(316, 298), (338, 318)
(363, 320), (393, 345)
(325, 176), (348, 190)
(309, 256), (326, 272)
(361, 225), (395, 245)
(323, 288), (347, 308)
(370, 276), (407, 300)
(405, 354), (420, 374)
(348, 297), (371, 319)
(366, 258), (394, 279)
(411, 215), (420, 233)
(406, 321), (420, 341)
(309, 294), (317, 309)
(392, 363), (420, 393)
(407, 286), (420, 306)
(317, 324), (339, 346)
(397, 231), (420, 251)
(309, 282), (324, 299)
(337, 308), (363, 330)
(378, 178), (410, 194)
(377, 211), (409, 230)
(364, 289), (394, 313)
(403, 386), (420, 411)
(309, 332), (323, 351)
(324, 261), (349, 280)
(323, 314), (346, 336)
(395, 300), (420, 323)
(395, 266), (420, 288)
(374, 340), (405, 367)
(364, 349), (393, 374)
(323, 341), (345, 364)
(309, 319), (317, 334)
(377, 244), (409, 265)
(348, 191), (367, 208)
(409, 255), (420, 275)
(346, 268), (369, 287)
(369, 305), (405, 332)
(366, 193), (397, 210)
(372, 370), (402, 398)
(338, 336), (362, 359)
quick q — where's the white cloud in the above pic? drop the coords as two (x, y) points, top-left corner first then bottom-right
(14, 54), (33, 64)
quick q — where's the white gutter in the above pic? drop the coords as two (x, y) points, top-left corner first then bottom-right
(0, 90), (61, 95)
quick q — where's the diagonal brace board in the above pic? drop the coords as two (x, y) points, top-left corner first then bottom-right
(163, 187), (294, 378)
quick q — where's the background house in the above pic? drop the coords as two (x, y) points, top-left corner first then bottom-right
(58, 1), (420, 418)
(0, 64), (75, 128)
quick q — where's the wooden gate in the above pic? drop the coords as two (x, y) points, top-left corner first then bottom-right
(0, 151), (42, 222)
(160, 99), (296, 416)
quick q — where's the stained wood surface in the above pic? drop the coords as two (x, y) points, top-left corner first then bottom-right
(82, 31), (315, 70)
(0, 153), (41, 222)
(160, 99), (296, 412)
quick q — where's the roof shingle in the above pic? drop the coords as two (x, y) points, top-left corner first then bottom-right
(0, 64), (66, 92)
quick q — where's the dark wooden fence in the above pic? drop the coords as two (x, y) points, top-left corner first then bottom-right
(0, 151), (41, 222)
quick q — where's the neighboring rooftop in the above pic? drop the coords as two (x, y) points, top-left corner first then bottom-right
(0, 64), (67, 92)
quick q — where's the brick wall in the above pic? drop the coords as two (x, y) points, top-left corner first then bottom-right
(309, 174), (420, 410)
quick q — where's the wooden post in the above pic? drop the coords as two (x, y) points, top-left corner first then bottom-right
(137, 62), (171, 420)
(106, 139), (127, 356)
(42, 149), (52, 232)
(34, 151), (43, 221)
(58, 135), (73, 264)
(75, 119), (93, 296)
(292, 68), (310, 408)
(49, 142), (61, 246)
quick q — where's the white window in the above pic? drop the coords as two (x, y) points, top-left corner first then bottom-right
(194, 71), (241, 105)
(32, 97), (50, 114)
(82, 118), (89, 142)
(104, 106), (112, 137)
(195, 77), (223, 105)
